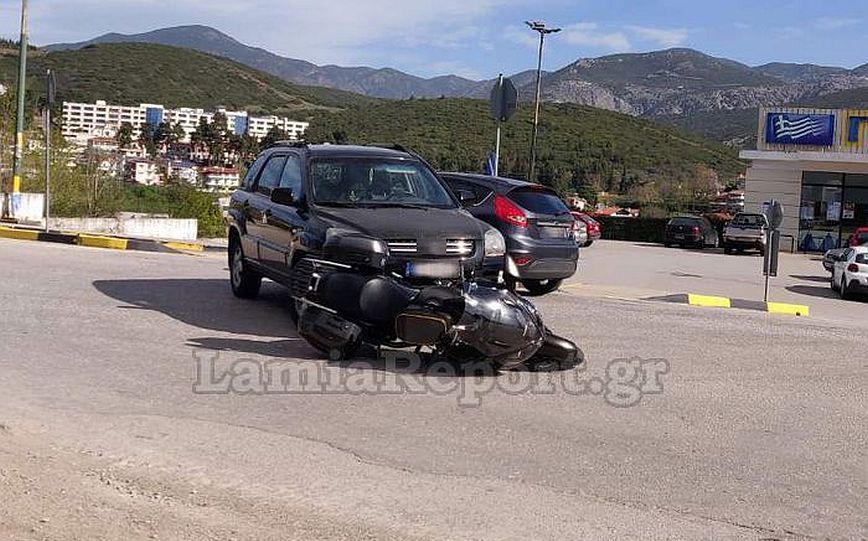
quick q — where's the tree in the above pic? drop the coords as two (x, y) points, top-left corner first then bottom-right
(116, 122), (134, 148)
(138, 122), (158, 158)
(169, 122), (186, 146)
(260, 125), (288, 149)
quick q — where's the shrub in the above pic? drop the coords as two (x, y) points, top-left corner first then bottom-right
(594, 216), (670, 243)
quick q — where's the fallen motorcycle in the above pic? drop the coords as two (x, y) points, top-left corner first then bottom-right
(289, 232), (581, 371)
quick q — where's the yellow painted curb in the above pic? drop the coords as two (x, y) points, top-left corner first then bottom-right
(163, 241), (204, 252)
(0, 226), (39, 241)
(687, 294), (731, 308)
(767, 302), (810, 317)
(78, 234), (129, 250)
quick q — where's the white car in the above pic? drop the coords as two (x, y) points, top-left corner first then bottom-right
(831, 245), (868, 300)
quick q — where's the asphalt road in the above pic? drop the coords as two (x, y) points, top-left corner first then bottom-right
(0, 238), (865, 540)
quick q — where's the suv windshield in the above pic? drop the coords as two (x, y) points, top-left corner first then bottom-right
(670, 217), (700, 226)
(732, 214), (767, 227)
(310, 158), (455, 208)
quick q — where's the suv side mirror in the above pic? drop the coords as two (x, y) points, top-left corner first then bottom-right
(270, 187), (296, 207)
(456, 189), (476, 206)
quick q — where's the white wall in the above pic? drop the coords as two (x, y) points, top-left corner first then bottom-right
(3, 193), (45, 224)
(48, 217), (198, 241)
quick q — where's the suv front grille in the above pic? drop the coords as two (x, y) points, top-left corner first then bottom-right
(387, 239), (418, 254)
(446, 239), (474, 256)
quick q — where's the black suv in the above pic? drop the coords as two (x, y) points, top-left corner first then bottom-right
(227, 144), (506, 299)
(439, 173), (578, 295)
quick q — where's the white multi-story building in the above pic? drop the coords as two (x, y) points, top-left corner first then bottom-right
(200, 166), (240, 193)
(62, 100), (309, 147)
(125, 158), (161, 186)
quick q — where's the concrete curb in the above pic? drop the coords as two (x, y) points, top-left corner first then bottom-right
(0, 226), (204, 254)
(647, 293), (809, 317)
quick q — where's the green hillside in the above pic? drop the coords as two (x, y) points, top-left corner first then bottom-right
(0, 42), (744, 200)
(0, 43), (371, 117)
(305, 98), (745, 195)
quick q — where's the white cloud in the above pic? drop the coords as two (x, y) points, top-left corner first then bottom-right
(561, 23), (631, 51)
(507, 21), (693, 54)
(815, 17), (861, 30)
(625, 25), (688, 48)
(503, 24), (541, 49)
(4, 0), (520, 67)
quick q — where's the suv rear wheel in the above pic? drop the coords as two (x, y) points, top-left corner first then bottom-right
(229, 236), (262, 299)
(522, 278), (562, 296)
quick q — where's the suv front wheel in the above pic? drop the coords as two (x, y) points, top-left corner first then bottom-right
(229, 237), (262, 299)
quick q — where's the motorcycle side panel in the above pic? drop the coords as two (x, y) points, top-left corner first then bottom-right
(297, 304), (362, 358)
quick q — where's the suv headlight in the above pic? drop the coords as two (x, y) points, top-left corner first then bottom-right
(484, 228), (506, 258)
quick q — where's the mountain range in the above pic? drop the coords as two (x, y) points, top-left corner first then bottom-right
(45, 25), (868, 145)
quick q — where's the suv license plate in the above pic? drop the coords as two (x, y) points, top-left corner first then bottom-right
(405, 261), (461, 279)
(540, 226), (569, 239)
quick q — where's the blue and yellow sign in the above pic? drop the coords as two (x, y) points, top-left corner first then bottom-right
(844, 109), (868, 147)
(761, 108), (868, 151)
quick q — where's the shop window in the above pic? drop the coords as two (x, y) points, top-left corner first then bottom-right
(803, 171), (843, 186)
(799, 184), (842, 251)
(844, 174), (868, 188)
(840, 187), (868, 245)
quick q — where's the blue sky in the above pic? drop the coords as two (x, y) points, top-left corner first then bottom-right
(1, 0), (865, 80)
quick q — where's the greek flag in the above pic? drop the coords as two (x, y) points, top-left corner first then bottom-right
(766, 113), (835, 146)
(772, 115), (824, 140)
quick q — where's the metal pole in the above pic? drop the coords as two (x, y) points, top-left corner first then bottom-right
(44, 70), (51, 232)
(528, 31), (544, 182)
(494, 73), (503, 177)
(494, 121), (501, 177)
(11, 0), (28, 196)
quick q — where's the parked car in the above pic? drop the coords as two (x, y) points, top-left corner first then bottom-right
(664, 215), (719, 249)
(439, 172), (579, 295)
(572, 218), (588, 247)
(831, 245), (868, 300)
(722, 212), (768, 255)
(823, 247), (848, 272)
(227, 144), (506, 300)
(847, 227), (868, 247)
(572, 212), (601, 247)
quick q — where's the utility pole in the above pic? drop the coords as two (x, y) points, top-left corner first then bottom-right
(526, 20), (560, 183)
(44, 69), (56, 231)
(11, 0), (29, 198)
(494, 74), (503, 177)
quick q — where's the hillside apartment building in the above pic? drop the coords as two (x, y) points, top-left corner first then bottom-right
(61, 100), (309, 192)
(62, 100), (309, 147)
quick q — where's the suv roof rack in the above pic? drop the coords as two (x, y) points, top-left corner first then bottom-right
(268, 140), (309, 149)
(362, 143), (410, 153)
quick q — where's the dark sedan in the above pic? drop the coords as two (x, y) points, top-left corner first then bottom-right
(664, 215), (719, 249)
(440, 173), (579, 295)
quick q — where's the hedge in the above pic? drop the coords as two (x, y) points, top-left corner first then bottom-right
(594, 216), (670, 243)
(594, 213), (733, 244)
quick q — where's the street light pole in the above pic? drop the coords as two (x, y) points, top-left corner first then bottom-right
(526, 20), (559, 183)
(11, 0), (29, 197)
